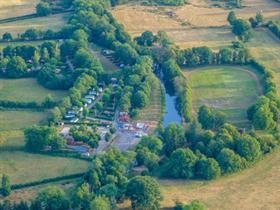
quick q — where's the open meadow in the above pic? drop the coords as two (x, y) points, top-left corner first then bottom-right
(0, 151), (90, 185)
(247, 28), (280, 95)
(159, 147), (280, 210)
(0, 0), (39, 20)
(184, 66), (262, 127)
(0, 13), (71, 37)
(0, 78), (68, 103)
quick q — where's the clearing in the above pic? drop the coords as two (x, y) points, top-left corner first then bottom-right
(0, 0), (39, 20)
(0, 13), (71, 37)
(247, 28), (280, 95)
(0, 78), (68, 103)
(160, 147), (280, 210)
(184, 66), (262, 127)
(0, 151), (90, 184)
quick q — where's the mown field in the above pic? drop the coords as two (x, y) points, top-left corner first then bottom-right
(247, 28), (280, 95)
(0, 151), (90, 185)
(159, 147), (280, 210)
(0, 110), (48, 131)
(133, 78), (162, 132)
(112, 0), (280, 49)
(0, 0), (39, 20)
(185, 66), (262, 127)
(0, 78), (68, 103)
(0, 13), (71, 37)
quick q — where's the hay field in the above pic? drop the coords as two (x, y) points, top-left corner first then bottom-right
(247, 28), (280, 96)
(0, 0), (39, 19)
(0, 78), (68, 103)
(185, 66), (262, 127)
(160, 147), (280, 210)
(0, 13), (71, 37)
(0, 151), (90, 184)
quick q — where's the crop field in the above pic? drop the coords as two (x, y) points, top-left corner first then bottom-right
(247, 28), (280, 95)
(0, 110), (48, 131)
(112, 0), (280, 49)
(0, 13), (71, 37)
(0, 78), (68, 103)
(0, 151), (90, 185)
(0, 130), (24, 150)
(184, 66), (262, 127)
(0, 0), (39, 20)
(133, 78), (162, 132)
(160, 147), (280, 210)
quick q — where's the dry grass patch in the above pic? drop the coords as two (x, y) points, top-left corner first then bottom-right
(247, 28), (280, 95)
(0, 0), (39, 20)
(160, 148), (280, 210)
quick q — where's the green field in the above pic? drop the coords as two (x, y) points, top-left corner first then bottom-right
(0, 110), (48, 131)
(185, 66), (262, 127)
(247, 28), (280, 96)
(0, 78), (67, 103)
(0, 13), (71, 37)
(0, 151), (90, 185)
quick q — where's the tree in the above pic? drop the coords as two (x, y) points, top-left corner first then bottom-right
(232, 19), (252, 41)
(162, 123), (185, 156)
(1, 174), (11, 197)
(198, 105), (214, 130)
(227, 11), (237, 25)
(6, 56), (27, 78)
(136, 31), (156, 46)
(256, 12), (264, 25)
(166, 148), (198, 179)
(2, 32), (12, 41)
(217, 148), (245, 174)
(195, 158), (221, 180)
(35, 186), (69, 210)
(126, 176), (162, 210)
(90, 197), (111, 210)
(36, 2), (52, 16)
(175, 200), (206, 210)
(132, 90), (148, 108)
(236, 135), (261, 162)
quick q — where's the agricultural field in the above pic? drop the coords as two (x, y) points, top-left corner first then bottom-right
(0, 0), (39, 20)
(185, 66), (262, 127)
(112, 0), (280, 49)
(0, 151), (90, 185)
(0, 110), (48, 131)
(0, 78), (68, 103)
(159, 147), (280, 210)
(0, 13), (71, 37)
(247, 28), (280, 95)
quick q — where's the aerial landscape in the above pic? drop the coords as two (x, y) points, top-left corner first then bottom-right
(0, 0), (280, 209)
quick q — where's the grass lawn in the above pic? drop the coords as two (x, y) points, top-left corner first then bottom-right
(133, 77), (163, 132)
(185, 66), (262, 127)
(0, 78), (68, 103)
(0, 130), (24, 150)
(0, 151), (90, 185)
(0, 13), (71, 37)
(0, 110), (48, 131)
(247, 28), (280, 95)
(159, 147), (280, 209)
(0, 0), (39, 20)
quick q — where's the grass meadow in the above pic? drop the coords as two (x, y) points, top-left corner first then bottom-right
(0, 151), (90, 184)
(247, 28), (280, 96)
(133, 77), (163, 132)
(0, 78), (68, 103)
(0, 13), (71, 37)
(0, 0), (39, 20)
(185, 66), (262, 127)
(159, 147), (280, 210)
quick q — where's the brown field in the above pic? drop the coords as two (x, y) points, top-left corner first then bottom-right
(112, 0), (280, 49)
(0, 0), (39, 20)
(160, 148), (280, 210)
